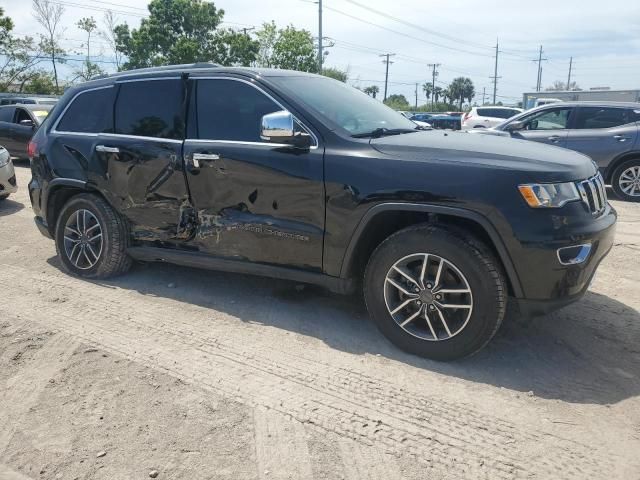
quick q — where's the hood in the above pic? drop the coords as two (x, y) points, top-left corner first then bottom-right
(370, 130), (595, 181)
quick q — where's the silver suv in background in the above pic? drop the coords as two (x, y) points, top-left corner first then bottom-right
(472, 102), (640, 201)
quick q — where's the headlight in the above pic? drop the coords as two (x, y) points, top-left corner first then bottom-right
(0, 155), (9, 168)
(518, 182), (580, 208)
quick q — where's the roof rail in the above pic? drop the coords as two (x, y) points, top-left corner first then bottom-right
(94, 62), (220, 80)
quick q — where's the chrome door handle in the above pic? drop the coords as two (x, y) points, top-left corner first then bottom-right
(613, 135), (629, 142)
(547, 135), (560, 143)
(192, 153), (220, 168)
(95, 145), (120, 153)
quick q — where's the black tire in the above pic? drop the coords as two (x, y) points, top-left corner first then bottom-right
(55, 193), (132, 278)
(611, 159), (640, 202)
(364, 224), (506, 361)
(0, 195), (8, 201)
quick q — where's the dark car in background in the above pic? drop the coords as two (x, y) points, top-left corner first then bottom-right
(0, 96), (58, 106)
(471, 102), (640, 201)
(0, 104), (52, 159)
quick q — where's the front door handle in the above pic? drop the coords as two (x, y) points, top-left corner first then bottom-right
(192, 152), (220, 168)
(547, 135), (561, 143)
(613, 135), (630, 142)
(95, 145), (120, 153)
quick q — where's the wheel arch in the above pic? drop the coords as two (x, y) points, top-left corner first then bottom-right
(340, 203), (523, 298)
(604, 151), (640, 183)
(44, 178), (94, 236)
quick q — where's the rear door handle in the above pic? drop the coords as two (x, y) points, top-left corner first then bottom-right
(613, 135), (630, 142)
(95, 145), (120, 153)
(547, 135), (561, 143)
(192, 152), (220, 168)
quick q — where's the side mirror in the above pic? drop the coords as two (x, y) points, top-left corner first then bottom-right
(19, 119), (35, 128)
(504, 120), (526, 132)
(260, 110), (311, 149)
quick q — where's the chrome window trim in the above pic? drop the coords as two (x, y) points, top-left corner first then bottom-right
(115, 76), (181, 84)
(101, 132), (184, 144)
(189, 76), (320, 149)
(51, 85), (114, 134)
(185, 139), (291, 148)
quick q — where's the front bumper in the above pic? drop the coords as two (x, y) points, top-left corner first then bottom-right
(0, 160), (18, 196)
(509, 203), (617, 316)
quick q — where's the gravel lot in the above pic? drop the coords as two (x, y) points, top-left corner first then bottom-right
(1, 163), (639, 480)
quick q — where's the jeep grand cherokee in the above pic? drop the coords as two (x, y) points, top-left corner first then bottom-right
(28, 63), (616, 360)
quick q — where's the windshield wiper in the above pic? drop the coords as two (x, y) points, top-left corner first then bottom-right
(351, 127), (419, 139)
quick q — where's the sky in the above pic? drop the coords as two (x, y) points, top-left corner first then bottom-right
(4, 0), (640, 106)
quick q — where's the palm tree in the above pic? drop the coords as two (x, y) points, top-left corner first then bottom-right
(433, 86), (443, 104)
(448, 77), (475, 110)
(363, 85), (380, 98)
(422, 82), (433, 101)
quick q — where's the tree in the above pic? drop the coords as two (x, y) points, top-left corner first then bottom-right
(448, 77), (475, 109)
(270, 25), (317, 72)
(384, 94), (410, 110)
(546, 80), (581, 91)
(322, 67), (347, 82)
(0, 8), (43, 91)
(100, 10), (123, 70)
(22, 70), (57, 94)
(255, 21), (277, 68)
(363, 85), (379, 98)
(433, 86), (444, 104)
(115, 0), (258, 70)
(32, 0), (65, 92)
(422, 82), (433, 101)
(73, 16), (105, 81)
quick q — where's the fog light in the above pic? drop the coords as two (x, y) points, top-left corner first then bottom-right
(557, 244), (592, 265)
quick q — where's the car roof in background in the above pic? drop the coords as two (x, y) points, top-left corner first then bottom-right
(532, 101), (640, 109)
(12, 103), (54, 111)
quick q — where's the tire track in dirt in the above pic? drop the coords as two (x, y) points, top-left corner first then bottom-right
(0, 266), (619, 479)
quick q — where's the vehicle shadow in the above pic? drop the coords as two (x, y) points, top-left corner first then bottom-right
(49, 257), (640, 406)
(0, 198), (24, 217)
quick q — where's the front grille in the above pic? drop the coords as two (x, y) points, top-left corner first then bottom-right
(577, 173), (607, 215)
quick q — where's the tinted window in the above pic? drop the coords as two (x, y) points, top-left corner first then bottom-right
(57, 87), (114, 133)
(574, 107), (631, 129)
(477, 108), (520, 119)
(15, 108), (32, 124)
(0, 107), (13, 122)
(194, 79), (280, 142)
(522, 108), (571, 130)
(115, 80), (183, 139)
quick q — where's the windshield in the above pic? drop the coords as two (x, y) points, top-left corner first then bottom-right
(269, 76), (417, 136)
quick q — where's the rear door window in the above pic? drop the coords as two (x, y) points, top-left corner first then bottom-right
(574, 107), (632, 129)
(56, 87), (114, 133)
(115, 79), (184, 139)
(0, 107), (14, 122)
(193, 79), (281, 142)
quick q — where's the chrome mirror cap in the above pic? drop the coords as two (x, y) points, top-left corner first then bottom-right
(260, 110), (294, 141)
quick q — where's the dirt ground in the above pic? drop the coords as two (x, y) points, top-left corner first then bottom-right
(1, 163), (639, 480)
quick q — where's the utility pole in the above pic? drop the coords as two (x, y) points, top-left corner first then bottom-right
(380, 53), (395, 101)
(427, 63), (440, 110)
(317, 0), (323, 72)
(567, 57), (573, 90)
(415, 83), (418, 110)
(482, 87), (487, 105)
(533, 45), (547, 92)
(489, 40), (501, 105)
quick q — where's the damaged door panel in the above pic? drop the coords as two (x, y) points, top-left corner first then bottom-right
(183, 78), (324, 270)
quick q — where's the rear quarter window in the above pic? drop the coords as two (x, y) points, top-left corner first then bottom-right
(56, 87), (114, 133)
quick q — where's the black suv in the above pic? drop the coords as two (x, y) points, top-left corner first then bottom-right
(28, 64), (616, 360)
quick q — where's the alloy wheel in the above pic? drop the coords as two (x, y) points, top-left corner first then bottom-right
(63, 209), (104, 270)
(618, 165), (640, 197)
(383, 253), (473, 341)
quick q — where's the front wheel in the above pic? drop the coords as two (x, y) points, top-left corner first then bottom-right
(611, 159), (640, 202)
(364, 225), (507, 361)
(55, 193), (132, 278)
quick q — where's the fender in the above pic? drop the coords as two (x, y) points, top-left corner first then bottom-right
(41, 177), (89, 231)
(340, 202), (524, 298)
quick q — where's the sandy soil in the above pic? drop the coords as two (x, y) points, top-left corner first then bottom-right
(1, 163), (639, 480)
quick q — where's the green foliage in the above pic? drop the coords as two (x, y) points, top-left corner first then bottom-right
(363, 85), (379, 98)
(322, 67), (347, 82)
(22, 70), (57, 94)
(115, 0), (258, 69)
(269, 25), (318, 72)
(384, 94), (410, 110)
(447, 77), (475, 109)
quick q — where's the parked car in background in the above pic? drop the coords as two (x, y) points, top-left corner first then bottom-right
(409, 113), (435, 123)
(0, 146), (17, 201)
(0, 104), (52, 159)
(0, 96), (58, 106)
(428, 114), (462, 130)
(461, 106), (523, 130)
(471, 102), (640, 201)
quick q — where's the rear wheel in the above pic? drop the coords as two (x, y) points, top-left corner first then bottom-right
(364, 224), (506, 361)
(611, 159), (640, 202)
(55, 193), (132, 278)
